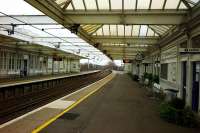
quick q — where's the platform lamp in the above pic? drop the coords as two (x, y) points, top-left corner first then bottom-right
(54, 42), (61, 49)
(94, 43), (100, 48)
(103, 50), (107, 55)
(69, 24), (80, 34)
(7, 23), (16, 35)
(77, 49), (80, 54)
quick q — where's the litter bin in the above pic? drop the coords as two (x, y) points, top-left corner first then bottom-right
(164, 89), (178, 102)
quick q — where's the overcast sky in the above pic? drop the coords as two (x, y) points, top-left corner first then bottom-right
(0, 0), (43, 15)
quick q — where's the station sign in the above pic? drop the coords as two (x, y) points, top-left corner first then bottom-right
(123, 59), (133, 63)
(179, 48), (200, 54)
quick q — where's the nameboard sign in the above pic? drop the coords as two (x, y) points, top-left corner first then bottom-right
(123, 59), (133, 63)
(179, 48), (200, 53)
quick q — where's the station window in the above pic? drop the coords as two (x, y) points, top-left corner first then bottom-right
(0, 51), (2, 70)
(17, 55), (21, 70)
(30, 55), (33, 69)
(12, 53), (15, 70)
(37, 56), (40, 70)
(8, 53), (12, 70)
(40, 58), (42, 70)
(33, 55), (36, 69)
(4, 52), (7, 70)
(19, 55), (22, 69)
(161, 63), (168, 80)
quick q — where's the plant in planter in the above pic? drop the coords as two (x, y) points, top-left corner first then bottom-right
(152, 75), (159, 84)
(159, 98), (199, 128)
(132, 75), (139, 81)
(147, 73), (153, 85)
(127, 73), (139, 81)
(169, 98), (185, 109)
(143, 73), (153, 86)
(143, 72), (149, 79)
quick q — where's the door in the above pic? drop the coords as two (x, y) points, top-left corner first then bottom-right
(182, 62), (187, 102)
(192, 62), (200, 112)
(23, 59), (28, 76)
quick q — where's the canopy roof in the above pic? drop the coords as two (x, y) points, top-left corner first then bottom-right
(56, 0), (198, 10)
(5, 0), (200, 60)
(0, 34), (83, 59)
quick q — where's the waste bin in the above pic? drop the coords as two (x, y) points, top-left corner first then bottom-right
(164, 89), (178, 102)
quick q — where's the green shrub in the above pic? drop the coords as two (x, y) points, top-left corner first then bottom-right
(152, 75), (159, 84)
(132, 75), (139, 81)
(159, 99), (199, 128)
(143, 72), (148, 79)
(127, 73), (139, 81)
(159, 102), (177, 123)
(169, 98), (185, 110)
(147, 73), (153, 82)
(143, 73), (153, 80)
(180, 107), (199, 127)
(143, 73), (153, 85)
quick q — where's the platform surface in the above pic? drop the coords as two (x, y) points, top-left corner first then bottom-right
(0, 70), (99, 88)
(0, 71), (114, 133)
(41, 73), (198, 133)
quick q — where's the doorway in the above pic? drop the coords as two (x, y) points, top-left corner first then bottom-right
(182, 61), (187, 103)
(192, 62), (200, 112)
(23, 59), (28, 77)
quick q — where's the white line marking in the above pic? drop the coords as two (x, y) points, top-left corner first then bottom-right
(46, 100), (74, 109)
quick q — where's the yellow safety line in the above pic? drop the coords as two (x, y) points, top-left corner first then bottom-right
(32, 73), (115, 133)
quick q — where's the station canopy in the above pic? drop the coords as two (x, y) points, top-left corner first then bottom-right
(1, 0), (200, 62)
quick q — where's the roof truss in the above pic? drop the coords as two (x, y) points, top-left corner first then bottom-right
(63, 10), (187, 25)
(92, 36), (158, 44)
(23, 0), (200, 60)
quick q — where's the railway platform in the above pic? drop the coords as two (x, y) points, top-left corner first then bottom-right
(0, 70), (99, 87)
(1, 72), (199, 133)
(0, 71), (114, 133)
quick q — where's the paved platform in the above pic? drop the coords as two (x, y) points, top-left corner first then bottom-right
(40, 73), (198, 133)
(0, 70), (99, 88)
(0, 71), (114, 133)
(0, 73), (69, 84)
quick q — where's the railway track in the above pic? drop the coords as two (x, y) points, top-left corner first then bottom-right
(0, 70), (111, 124)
